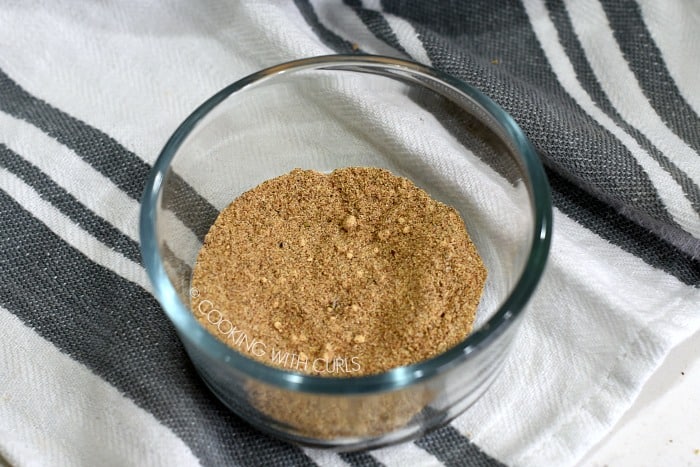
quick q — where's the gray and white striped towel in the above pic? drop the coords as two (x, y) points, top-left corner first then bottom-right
(1, 1), (698, 466)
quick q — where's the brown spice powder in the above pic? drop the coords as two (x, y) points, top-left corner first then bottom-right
(245, 382), (431, 439)
(191, 167), (486, 376)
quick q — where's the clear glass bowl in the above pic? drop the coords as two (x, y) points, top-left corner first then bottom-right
(140, 55), (552, 450)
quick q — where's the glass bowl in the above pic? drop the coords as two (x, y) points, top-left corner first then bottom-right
(140, 55), (552, 450)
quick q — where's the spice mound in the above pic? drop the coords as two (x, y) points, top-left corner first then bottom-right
(191, 167), (486, 376)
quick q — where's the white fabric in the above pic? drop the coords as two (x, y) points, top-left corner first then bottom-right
(467, 210), (700, 465)
(0, 168), (149, 291)
(0, 307), (200, 467)
(0, 112), (142, 244)
(637, 0), (700, 115)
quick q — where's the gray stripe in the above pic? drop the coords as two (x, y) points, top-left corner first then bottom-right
(294, 0), (363, 54)
(0, 68), (218, 241)
(339, 452), (385, 467)
(544, 0), (700, 216)
(415, 425), (506, 467)
(378, 0), (684, 240)
(547, 167), (700, 286)
(600, 0), (700, 152)
(0, 143), (141, 264)
(343, 0), (409, 57)
(0, 190), (316, 467)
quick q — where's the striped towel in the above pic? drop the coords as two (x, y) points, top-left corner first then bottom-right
(0, 1), (698, 466)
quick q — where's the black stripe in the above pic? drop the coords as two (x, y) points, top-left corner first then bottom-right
(547, 167), (700, 286)
(293, 0), (363, 54)
(600, 0), (700, 152)
(339, 452), (385, 467)
(545, 0), (700, 216)
(0, 190), (315, 467)
(342, 0), (410, 57)
(0, 144), (141, 264)
(415, 425), (505, 467)
(377, 1), (688, 245)
(0, 68), (218, 241)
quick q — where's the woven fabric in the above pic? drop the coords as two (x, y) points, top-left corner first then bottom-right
(0, 1), (698, 466)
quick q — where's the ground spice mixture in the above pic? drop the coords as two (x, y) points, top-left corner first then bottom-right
(191, 167), (486, 376)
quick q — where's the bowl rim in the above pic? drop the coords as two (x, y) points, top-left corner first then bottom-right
(140, 54), (552, 394)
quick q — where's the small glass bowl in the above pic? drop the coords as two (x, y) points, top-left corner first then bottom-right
(140, 55), (552, 450)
